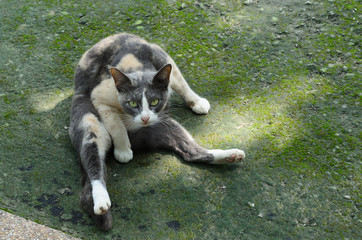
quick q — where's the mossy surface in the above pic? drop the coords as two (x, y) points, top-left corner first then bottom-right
(0, 0), (360, 239)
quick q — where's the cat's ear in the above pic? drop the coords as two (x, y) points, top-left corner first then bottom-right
(111, 68), (133, 91)
(152, 64), (172, 89)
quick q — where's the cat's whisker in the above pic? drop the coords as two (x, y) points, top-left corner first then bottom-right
(158, 119), (175, 129)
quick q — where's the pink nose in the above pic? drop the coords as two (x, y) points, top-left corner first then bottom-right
(141, 115), (150, 124)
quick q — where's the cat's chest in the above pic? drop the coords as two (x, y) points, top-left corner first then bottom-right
(91, 78), (122, 111)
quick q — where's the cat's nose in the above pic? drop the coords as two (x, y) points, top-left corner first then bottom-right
(141, 115), (150, 124)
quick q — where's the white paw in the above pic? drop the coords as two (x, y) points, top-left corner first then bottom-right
(94, 194), (111, 215)
(191, 97), (210, 114)
(91, 180), (111, 215)
(114, 148), (133, 163)
(208, 149), (245, 164)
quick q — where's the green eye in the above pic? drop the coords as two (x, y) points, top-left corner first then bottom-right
(150, 99), (159, 106)
(128, 101), (138, 108)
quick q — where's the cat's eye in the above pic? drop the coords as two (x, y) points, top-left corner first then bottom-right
(128, 101), (138, 108)
(150, 99), (159, 106)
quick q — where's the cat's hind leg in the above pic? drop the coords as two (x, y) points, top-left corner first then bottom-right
(129, 118), (245, 164)
(168, 59), (211, 114)
(71, 110), (113, 230)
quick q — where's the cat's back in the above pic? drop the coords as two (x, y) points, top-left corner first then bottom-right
(74, 34), (169, 94)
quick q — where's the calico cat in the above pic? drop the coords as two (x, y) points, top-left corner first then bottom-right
(69, 33), (245, 230)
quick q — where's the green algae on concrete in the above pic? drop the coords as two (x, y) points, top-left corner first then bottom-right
(0, 0), (360, 239)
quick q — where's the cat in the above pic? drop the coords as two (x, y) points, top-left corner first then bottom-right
(69, 33), (245, 230)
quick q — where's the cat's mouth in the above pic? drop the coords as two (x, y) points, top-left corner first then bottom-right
(130, 115), (157, 130)
(137, 111), (158, 127)
(125, 113), (158, 131)
(140, 118), (156, 127)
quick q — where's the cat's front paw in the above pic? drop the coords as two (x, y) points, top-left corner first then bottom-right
(208, 149), (245, 164)
(191, 97), (210, 114)
(114, 148), (133, 163)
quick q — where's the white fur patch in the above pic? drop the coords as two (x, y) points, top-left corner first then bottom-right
(133, 90), (158, 128)
(114, 147), (133, 163)
(141, 90), (150, 121)
(208, 149), (245, 164)
(91, 180), (111, 215)
(191, 97), (210, 114)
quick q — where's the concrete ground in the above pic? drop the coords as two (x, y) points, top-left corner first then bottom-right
(0, 210), (79, 240)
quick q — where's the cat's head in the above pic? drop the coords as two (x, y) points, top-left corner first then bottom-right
(110, 64), (171, 131)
